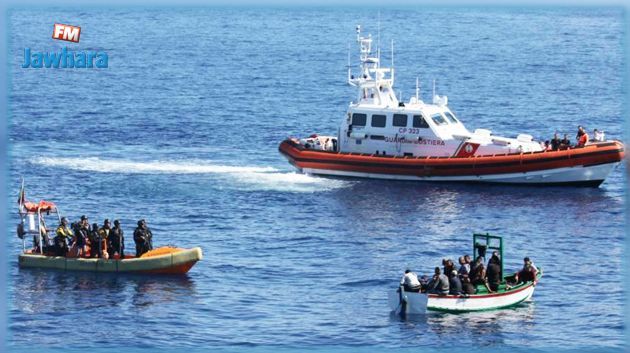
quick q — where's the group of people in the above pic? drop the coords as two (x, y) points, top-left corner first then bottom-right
(400, 254), (538, 297)
(542, 126), (605, 151)
(37, 216), (155, 259)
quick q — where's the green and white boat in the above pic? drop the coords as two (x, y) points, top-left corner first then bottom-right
(388, 233), (542, 314)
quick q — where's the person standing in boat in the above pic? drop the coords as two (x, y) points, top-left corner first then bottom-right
(53, 217), (72, 256)
(109, 219), (125, 259)
(98, 219), (111, 259)
(400, 269), (421, 292)
(486, 253), (502, 292)
(133, 219), (153, 257)
(73, 216), (90, 257)
(89, 222), (102, 258)
(576, 126), (589, 147)
(470, 256), (494, 293)
(442, 259), (455, 278)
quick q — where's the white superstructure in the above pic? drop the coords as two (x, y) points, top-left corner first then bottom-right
(305, 25), (543, 158)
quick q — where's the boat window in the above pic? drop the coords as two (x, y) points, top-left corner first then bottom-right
(431, 113), (448, 125)
(443, 111), (460, 124)
(371, 114), (386, 128)
(412, 115), (429, 128)
(370, 135), (385, 140)
(352, 113), (367, 126)
(393, 114), (408, 127)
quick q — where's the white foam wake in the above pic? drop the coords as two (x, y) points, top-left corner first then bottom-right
(32, 156), (350, 192)
(33, 156), (277, 174)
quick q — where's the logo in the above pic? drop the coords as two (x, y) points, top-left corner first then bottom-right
(465, 144), (473, 153)
(22, 23), (108, 69)
(52, 23), (81, 43)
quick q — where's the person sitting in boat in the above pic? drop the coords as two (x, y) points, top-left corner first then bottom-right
(486, 253), (502, 292)
(470, 256), (493, 293)
(400, 269), (421, 292)
(543, 140), (551, 151)
(98, 219), (111, 259)
(53, 217), (72, 256)
(550, 133), (562, 151)
(576, 126), (589, 147)
(448, 270), (463, 296)
(458, 255), (471, 278)
(560, 134), (572, 149)
(133, 219), (153, 257)
(427, 267), (449, 295)
(461, 275), (475, 295)
(515, 257), (539, 285)
(109, 219), (125, 259)
(592, 129), (605, 142)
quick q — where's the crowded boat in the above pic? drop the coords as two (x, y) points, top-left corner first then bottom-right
(389, 233), (542, 314)
(16, 180), (202, 274)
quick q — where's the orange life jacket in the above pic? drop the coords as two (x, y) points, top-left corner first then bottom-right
(578, 133), (589, 146)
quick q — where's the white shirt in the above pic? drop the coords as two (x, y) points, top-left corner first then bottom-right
(594, 131), (605, 142)
(400, 272), (421, 287)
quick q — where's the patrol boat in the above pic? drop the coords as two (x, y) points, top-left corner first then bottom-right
(15, 181), (202, 275)
(278, 26), (624, 186)
(388, 233), (542, 315)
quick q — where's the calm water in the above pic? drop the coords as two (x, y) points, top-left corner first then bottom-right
(7, 7), (625, 350)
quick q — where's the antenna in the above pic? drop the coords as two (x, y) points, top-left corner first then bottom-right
(391, 39), (394, 68)
(391, 39), (395, 84)
(432, 79), (436, 100)
(377, 11), (381, 65)
(347, 42), (352, 84)
(347, 42), (351, 67)
(416, 77), (419, 101)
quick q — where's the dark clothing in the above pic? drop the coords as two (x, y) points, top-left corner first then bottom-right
(487, 262), (502, 292)
(74, 226), (88, 247)
(518, 267), (537, 283)
(133, 227), (153, 257)
(470, 263), (485, 285)
(560, 138), (571, 147)
(109, 226), (125, 257)
(462, 280), (476, 295)
(449, 275), (463, 295)
(89, 230), (101, 258)
(551, 138), (561, 151)
(53, 235), (69, 256)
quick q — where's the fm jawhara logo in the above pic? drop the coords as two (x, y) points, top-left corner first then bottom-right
(52, 23), (81, 43)
(22, 22), (108, 69)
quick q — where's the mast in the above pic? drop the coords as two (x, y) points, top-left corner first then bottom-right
(348, 25), (398, 106)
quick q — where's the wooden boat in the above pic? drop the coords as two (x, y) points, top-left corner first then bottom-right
(15, 180), (202, 275)
(388, 233), (542, 314)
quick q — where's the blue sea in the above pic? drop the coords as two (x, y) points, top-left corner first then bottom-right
(7, 7), (626, 351)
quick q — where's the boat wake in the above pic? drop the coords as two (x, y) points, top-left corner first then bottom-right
(32, 156), (351, 192)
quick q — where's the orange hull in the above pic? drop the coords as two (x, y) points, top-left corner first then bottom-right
(279, 139), (624, 186)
